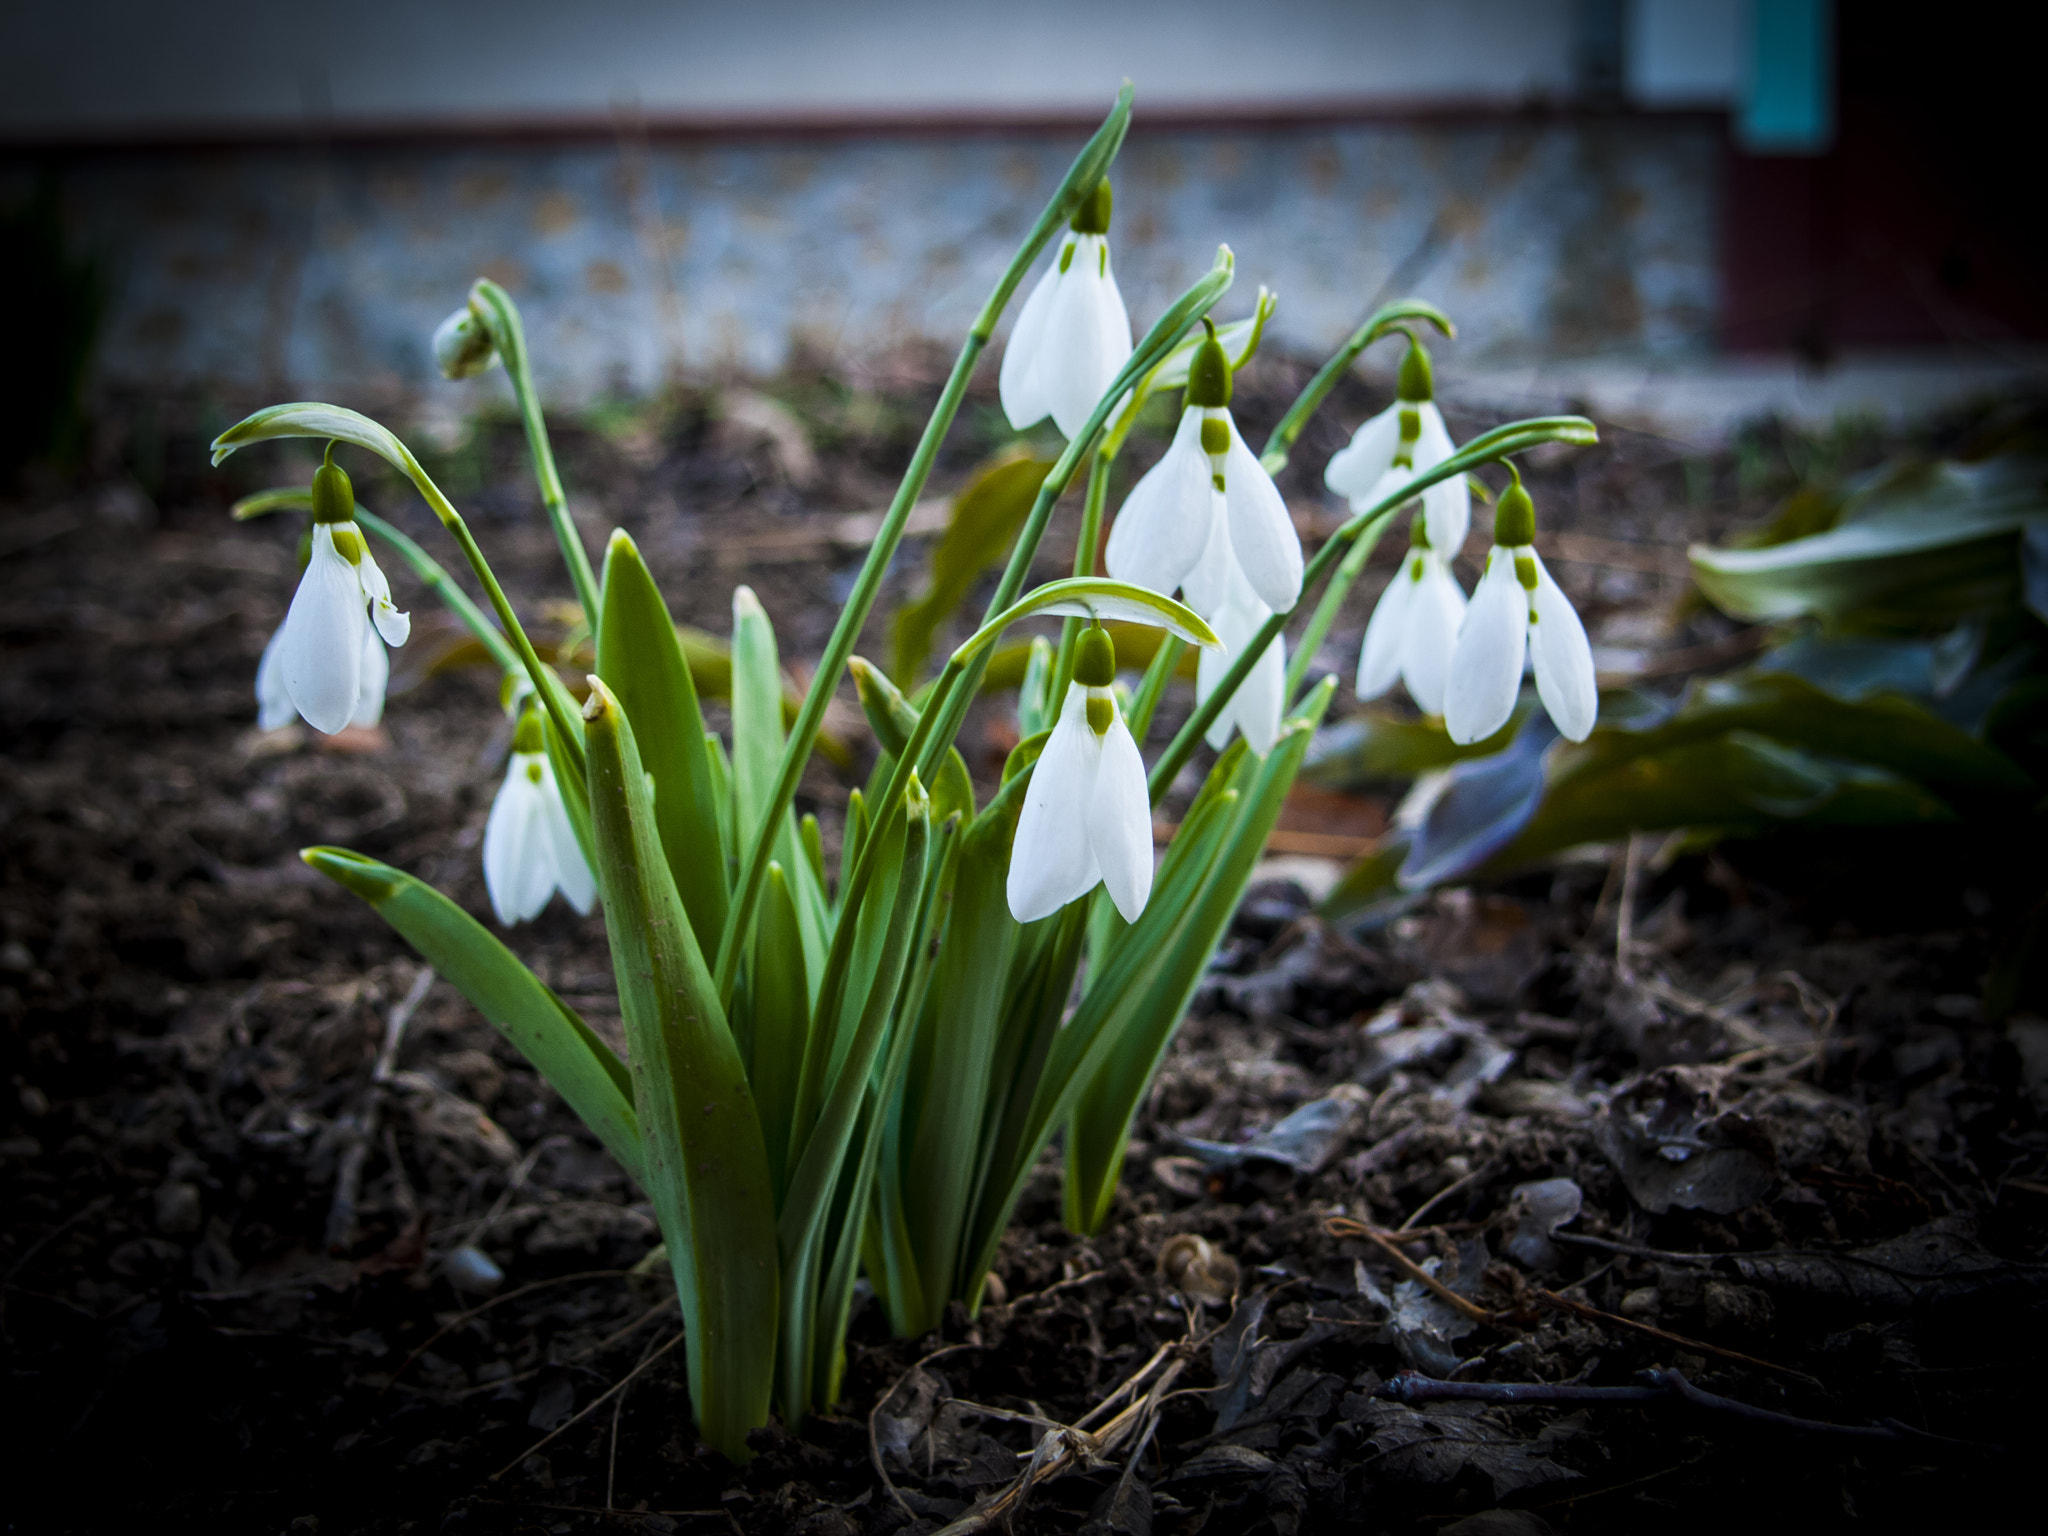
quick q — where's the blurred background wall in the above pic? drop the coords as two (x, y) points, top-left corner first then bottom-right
(2, 0), (2041, 451)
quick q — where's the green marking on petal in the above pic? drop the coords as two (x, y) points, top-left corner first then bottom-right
(328, 523), (368, 565)
(1515, 553), (1538, 591)
(1085, 693), (1115, 735)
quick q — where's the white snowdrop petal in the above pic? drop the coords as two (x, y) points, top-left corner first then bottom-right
(538, 758), (598, 914)
(1324, 403), (1402, 500)
(1043, 237), (1131, 441)
(1086, 714), (1154, 923)
(280, 528), (368, 734)
(1104, 408), (1215, 600)
(351, 624), (389, 728)
(1401, 556), (1468, 718)
(1412, 403), (1455, 469)
(1356, 559), (1414, 701)
(483, 759), (546, 925)
(1180, 490), (1233, 619)
(256, 622), (296, 731)
(999, 249), (1063, 431)
(1222, 421), (1302, 612)
(1528, 552), (1598, 741)
(1444, 550), (1528, 745)
(1232, 605), (1286, 755)
(1006, 687), (1105, 922)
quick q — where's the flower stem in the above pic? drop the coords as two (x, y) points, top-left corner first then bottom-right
(469, 279), (603, 625)
(713, 86), (1137, 1003)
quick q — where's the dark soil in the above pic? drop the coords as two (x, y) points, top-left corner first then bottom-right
(4, 366), (2043, 1535)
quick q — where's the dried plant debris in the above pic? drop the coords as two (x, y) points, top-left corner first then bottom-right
(5, 400), (2046, 1534)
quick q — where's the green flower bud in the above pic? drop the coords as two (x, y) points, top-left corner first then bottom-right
(434, 303), (499, 380)
(1494, 466), (1536, 547)
(1075, 625), (1116, 687)
(1070, 178), (1113, 235)
(1184, 318), (1232, 410)
(511, 707), (545, 754)
(311, 447), (354, 525)
(1397, 336), (1434, 402)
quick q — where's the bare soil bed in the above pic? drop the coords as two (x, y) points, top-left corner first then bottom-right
(4, 367), (2043, 1534)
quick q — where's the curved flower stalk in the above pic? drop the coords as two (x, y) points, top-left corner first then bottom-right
(1000, 179), (1133, 440)
(1106, 319), (1302, 618)
(1195, 555), (1285, 753)
(271, 449), (410, 734)
(483, 707), (597, 925)
(1445, 468), (1596, 745)
(1356, 532), (1466, 716)
(1007, 626), (1154, 923)
(1324, 334), (1469, 555)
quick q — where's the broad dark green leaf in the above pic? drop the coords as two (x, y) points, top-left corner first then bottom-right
(582, 681), (777, 1462)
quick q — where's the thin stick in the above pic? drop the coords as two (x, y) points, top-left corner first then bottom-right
(609, 1328), (663, 1510)
(489, 1330), (685, 1482)
(379, 1269), (633, 1398)
(1381, 1369), (1995, 1449)
(1325, 1217), (1496, 1325)
(1616, 832), (1644, 981)
(1397, 1164), (1489, 1232)
(1536, 1288), (1813, 1382)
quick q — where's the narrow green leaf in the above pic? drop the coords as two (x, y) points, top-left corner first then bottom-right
(597, 530), (729, 944)
(582, 681), (778, 1462)
(301, 847), (640, 1185)
(751, 862), (811, 1203)
(850, 657), (975, 824)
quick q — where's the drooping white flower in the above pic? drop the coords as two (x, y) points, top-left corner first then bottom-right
(1196, 562), (1285, 754)
(257, 613), (390, 731)
(273, 454), (410, 734)
(1000, 179), (1132, 441)
(1324, 337), (1469, 556)
(1444, 472), (1596, 746)
(1356, 536), (1467, 717)
(1105, 322), (1301, 617)
(433, 301), (499, 379)
(1007, 628), (1153, 924)
(483, 711), (597, 926)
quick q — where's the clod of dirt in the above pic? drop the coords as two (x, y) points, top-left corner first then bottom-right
(1595, 1064), (1776, 1214)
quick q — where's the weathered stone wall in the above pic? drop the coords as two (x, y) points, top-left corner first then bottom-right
(17, 117), (1720, 404)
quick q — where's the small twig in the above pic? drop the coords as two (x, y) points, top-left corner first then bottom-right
(609, 1328), (662, 1510)
(4, 1194), (112, 1284)
(1616, 833), (1645, 981)
(1380, 1369), (1996, 1450)
(489, 1330), (685, 1482)
(379, 1269), (633, 1399)
(1536, 1288), (1812, 1382)
(1398, 1164), (1490, 1232)
(869, 1341), (981, 1519)
(325, 967), (436, 1252)
(1326, 1217), (1497, 1325)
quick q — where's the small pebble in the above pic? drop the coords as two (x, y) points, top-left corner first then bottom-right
(445, 1244), (505, 1293)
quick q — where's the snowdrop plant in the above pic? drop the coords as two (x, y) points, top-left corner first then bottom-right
(1000, 178), (1133, 440)
(1445, 465), (1598, 744)
(210, 88), (1597, 1464)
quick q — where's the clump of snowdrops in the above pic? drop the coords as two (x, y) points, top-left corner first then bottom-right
(214, 87), (1596, 1459)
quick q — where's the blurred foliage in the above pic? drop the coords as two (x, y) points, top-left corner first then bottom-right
(1, 178), (102, 481)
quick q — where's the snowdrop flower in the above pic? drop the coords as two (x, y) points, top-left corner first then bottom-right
(257, 613), (389, 731)
(1105, 321), (1302, 618)
(270, 450), (410, 734)
(1007, 627), (1153, 924)
(1444, 469), (1596, 745)
(1195, 554), (1285, 754)
(1000, 178), (1132, 441)
(483, 708), (597, 926)
(433, 300), (499, 379)
(1356, 523), (1466, 717)
(1324, 336), (1469, 557)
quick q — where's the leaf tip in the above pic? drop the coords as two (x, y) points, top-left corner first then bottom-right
(302, 846), (400, 904)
